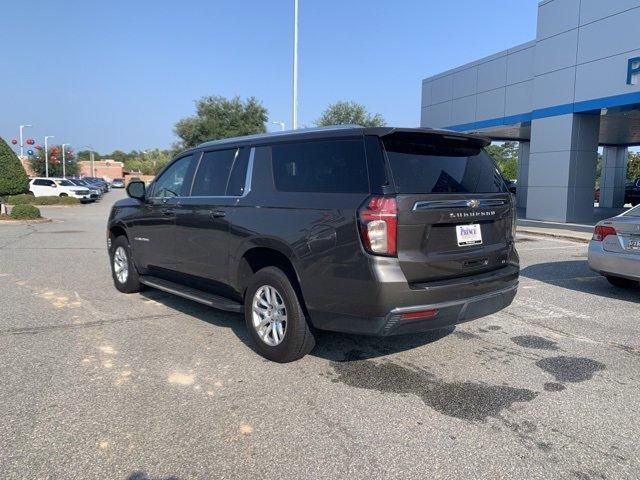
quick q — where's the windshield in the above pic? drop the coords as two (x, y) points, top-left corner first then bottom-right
(56, 180), (75, 186)
(623, 205), (640, 217)
(382, 133), (507, 194)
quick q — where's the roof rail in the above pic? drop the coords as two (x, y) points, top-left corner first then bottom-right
(197, 124), (365, 148)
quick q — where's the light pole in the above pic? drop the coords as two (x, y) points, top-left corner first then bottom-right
(83, 146), (95, 177)
(61, 144), (69, 178)
(271, 121), (286, 131)
(44, 135), (55, 178)
(292, 0), (299, 130)
(19, 124), (32, 157)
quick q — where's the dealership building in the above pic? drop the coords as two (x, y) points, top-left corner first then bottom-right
(421, 0), (640, 222)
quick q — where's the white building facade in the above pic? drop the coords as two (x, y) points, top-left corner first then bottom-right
(421, 0), (640, 222)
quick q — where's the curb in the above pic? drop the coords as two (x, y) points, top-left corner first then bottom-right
(517, 228), (590, 244)
(0, 217), (52, 225)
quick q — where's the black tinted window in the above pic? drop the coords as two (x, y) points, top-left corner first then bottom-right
(226, 148), (250, 196)
(382, 133), (507, 194)
(191, 149), (243, 196)
(34, 179), (54, 186)
(150, 155), (193, 198)
(272, 139), (368, 193)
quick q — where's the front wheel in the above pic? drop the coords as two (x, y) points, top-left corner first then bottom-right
(244, 267), (316, 362)
(606, 275), (638, 289)
(110, 236), (142, 293)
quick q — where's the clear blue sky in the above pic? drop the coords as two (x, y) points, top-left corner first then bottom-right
(1, 1), (538, 154)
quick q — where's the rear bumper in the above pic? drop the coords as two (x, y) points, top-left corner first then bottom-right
(307, 263), (519, 335)
(588, 241), (640, 281)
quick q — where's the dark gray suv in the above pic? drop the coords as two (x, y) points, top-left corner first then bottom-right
(107, 126), (519, 362)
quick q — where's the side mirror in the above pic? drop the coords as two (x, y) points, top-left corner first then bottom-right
(51, 184), (57, 188)
(127, 180), (146, 201)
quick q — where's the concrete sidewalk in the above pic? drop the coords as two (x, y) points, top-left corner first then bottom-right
(516, 220), (593, 243)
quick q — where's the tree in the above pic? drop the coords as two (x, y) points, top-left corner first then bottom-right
(316, 101), (385, 128)
(628, 151), (640, 181)
(486, 141), (518, 180)
(0, 137), (30, 213)
(174, 96), (268, 149)
(29, 144), (79, 177)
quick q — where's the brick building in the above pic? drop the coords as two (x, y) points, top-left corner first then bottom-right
(77, 160), (124, 180)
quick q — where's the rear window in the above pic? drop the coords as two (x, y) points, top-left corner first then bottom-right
(382, 133), (507, 194)
(272, 139), (368, 193)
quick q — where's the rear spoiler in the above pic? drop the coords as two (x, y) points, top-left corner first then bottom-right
(366, 127), (491, 148)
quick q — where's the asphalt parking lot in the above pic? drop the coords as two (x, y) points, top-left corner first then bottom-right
(1, 191), (639, 480)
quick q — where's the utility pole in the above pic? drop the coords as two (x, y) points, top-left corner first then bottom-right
(19, 124), (32, 157)
(61, 144), (69, 178)
(292, 0), (299, 130)
(44, 135), (55, 178)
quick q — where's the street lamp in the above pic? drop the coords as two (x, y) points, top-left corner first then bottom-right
(271, 121), (286, 131)
(44, 135), (55, 178)
(292, 0), (299, 130)
(19, 124), (33, 157)
(61, 144), (69, 178)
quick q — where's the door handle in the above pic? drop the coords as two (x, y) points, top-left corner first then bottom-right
(210, 210), (226, 218)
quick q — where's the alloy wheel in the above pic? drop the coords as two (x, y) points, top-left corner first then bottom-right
(252, 285), (288, 346)
(113, 246), (129, 284)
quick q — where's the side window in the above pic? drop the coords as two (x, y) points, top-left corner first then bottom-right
(226, 148), (250, 196)
(271, 139), (368, 193)
(149, 155), (193, 199)
(191, 148), (248, 197)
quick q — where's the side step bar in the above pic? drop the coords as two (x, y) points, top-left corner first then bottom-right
(139, 275), (243, 313)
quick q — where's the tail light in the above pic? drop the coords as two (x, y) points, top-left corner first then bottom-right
(592, 224), (616, 241)
(358, 196), (397, 256)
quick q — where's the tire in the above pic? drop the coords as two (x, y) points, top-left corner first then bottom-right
(110, 236), (142, 293)
(606, 276), (638, 289)
(60, 193), (68, 197)
(27, 191), (34, 196)
(244, 267), (316, 362)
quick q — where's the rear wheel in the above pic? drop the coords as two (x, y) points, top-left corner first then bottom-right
(110, 236), (142, 293)
(606, 275), (638, 289)
(60, 193), (68, 197)
(244, 267), (315, 362)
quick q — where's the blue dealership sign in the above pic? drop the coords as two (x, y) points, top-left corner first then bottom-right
(627, 57), (640, 85)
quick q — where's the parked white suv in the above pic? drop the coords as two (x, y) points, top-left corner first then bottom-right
(29, 178), (92, 201)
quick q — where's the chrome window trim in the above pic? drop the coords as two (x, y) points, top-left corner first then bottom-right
(413, 198), (507, 211)
(187, 147), (255, 199)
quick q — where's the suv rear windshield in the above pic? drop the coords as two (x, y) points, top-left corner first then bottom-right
(382, 133), (507, 194)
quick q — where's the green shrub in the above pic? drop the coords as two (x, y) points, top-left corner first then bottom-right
(57, 196), (80, 205)
(32, 196), (61, 205)
(0, 137), (29, 198)
(7, 193), (35, 205)
(10, 204), (41, 220)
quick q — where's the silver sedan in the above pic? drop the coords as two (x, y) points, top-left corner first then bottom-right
(588, 205), (640, 288)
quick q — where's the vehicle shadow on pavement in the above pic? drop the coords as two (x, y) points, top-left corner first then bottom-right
(521, 260), (640, 302)
(139, 290), (454, 361)
(311, 328), (455, 362)
(127, 471), (179, 480)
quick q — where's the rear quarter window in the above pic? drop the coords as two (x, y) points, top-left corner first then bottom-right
(271, 139), (368, 193)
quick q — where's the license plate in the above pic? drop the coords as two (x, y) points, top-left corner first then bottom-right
(629, 239), (640, 250)
(456, 224), (482, 246)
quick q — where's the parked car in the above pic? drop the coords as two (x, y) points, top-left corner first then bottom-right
(83, 177), (109, 193)
(507, 180), (517, 195)
(68, 178), (101, 200)
(625, 178), (640, 206)
(29, 178), (92, 202)
(107, 126), (519, 362)
(588, 204), (640, 288)
(111, 178), (125, 188)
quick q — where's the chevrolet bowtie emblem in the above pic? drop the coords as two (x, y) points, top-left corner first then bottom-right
(467, 199), (480, 209)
